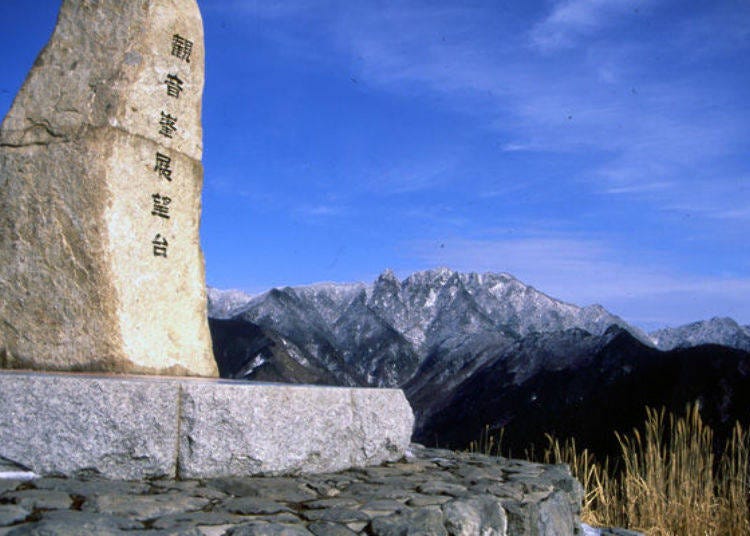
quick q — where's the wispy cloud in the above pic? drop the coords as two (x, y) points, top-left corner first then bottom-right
(312, 2), (748, 214)
(211, 1), (749, 209)
(399, 205), (470, 230)
(365, 156), (458, 195)
(411, 234), (633, 300)
(198, 0), (750, 326)
(603, 182), (674, 195)
(296, 204), (346, 218)
(715, 208), (750, 221)
(500, 143), (539, 153)
(211, 0), (749, 227)
(529, 0), (646, 51)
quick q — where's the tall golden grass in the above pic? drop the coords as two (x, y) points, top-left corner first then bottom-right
(542, 404), (750, 535)
(468, 424), (504, 457)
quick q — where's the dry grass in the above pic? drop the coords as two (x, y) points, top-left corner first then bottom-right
(541, 435), (617, 527)
(542, 404), (750, 535)
(468, 424), (504, 457)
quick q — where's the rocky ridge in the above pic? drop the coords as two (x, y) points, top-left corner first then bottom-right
(207, 268), (650, 389)
(649, 317), (750, 352)
(419, 327), (750, 456)
(209, 270), (750, 355)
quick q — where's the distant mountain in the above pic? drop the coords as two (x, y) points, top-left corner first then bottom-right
(420, 326), (750, 456)
(208, 268), (649, 385)
(207, 288), (256, 319)
(207, 269), (750, 456)
(649, 317), (750, 352)
(209, 318), (341, 385)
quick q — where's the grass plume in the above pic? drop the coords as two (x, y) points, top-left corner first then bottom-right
(468, 424), (504, 457)
(541, 403), (750, 535)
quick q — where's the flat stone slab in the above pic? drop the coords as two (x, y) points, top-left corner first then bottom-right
(0, 371), (413, 480)
(0, 446), (586, 535)
(0, 372), (179, 480)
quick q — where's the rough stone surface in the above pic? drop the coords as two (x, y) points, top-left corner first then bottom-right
(0, 506), (28, 528)
(82, 493), (210, 521)
(223, 498), (293, 516)
(3, 490), (73, 511)
(442, 495), (508, 535)
(0, 372), (413, 480)
(178, 383), (414, 478)
(32, 477), (151, 496)
(369, 508), (449, 536)
(0, 372), (179, 479)
(0, 0), (216, 377)
(307, 522), (359, 536)
(226, 524), (313, 536)
(3, 510), (141, 535)
(152, 512), (246, 530)
(0, 446), (587, 535)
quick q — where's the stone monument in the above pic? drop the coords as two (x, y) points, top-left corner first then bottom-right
(0, 0), (216, 377)
(0, 0), (414, 480)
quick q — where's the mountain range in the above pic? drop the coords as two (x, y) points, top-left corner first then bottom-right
(650, 316), (750, 352)
(207, 268), (750, 456)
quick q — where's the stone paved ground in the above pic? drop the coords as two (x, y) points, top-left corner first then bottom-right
(0, 445), (585, 535)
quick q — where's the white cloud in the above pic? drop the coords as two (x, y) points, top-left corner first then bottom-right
(657, 174), (750, 223)
(715, 208), (750, 221)
(205, 2), (748, 214)
(366, 156), (458, 195)
(316, 3), (747, 217)
(199, 1), (750, 327)
(298, 205), (343, 217)
(530, 0), (645, 51)
(500, 142), (538, 153)
(603, 182), (673, 195)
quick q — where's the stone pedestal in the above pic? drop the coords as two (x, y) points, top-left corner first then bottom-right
(0, 371), (414, 480)
(0, 0), (416, 488)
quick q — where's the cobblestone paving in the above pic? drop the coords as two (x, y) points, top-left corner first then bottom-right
(0, 446), (584, 535)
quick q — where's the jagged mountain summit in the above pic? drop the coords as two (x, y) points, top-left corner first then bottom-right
(207, 268), (648, 386)
(209, 268), (641, 338)
(649, 317), (750, 352)
(206, 287), (258, 319)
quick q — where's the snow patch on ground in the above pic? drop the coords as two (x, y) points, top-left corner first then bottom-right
(236, 353), (266, 377)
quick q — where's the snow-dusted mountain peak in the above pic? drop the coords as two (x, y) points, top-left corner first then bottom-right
(376, 268), (400, 285)
(297, 281), (366, 294)
(206, 287), (255, 319)
(209, 271), (748, 355)
(649, 317), (750, 352)
(215, 268), (650, 355)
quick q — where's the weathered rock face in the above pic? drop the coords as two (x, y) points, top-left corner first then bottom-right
(0, 0), (217, 376)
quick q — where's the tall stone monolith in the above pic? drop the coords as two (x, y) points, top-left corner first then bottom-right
(0, 0), (217, 377)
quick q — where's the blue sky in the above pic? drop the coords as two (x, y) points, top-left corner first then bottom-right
(1, 0), (749, 330)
